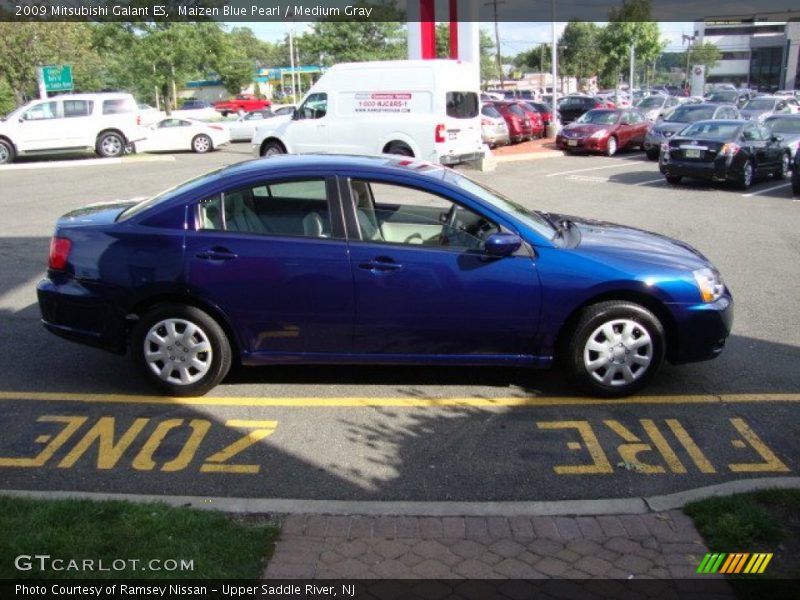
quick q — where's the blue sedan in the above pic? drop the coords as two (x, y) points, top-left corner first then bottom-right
(37, 155), (733, 397)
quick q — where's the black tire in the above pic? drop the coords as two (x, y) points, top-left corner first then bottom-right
(736, 160), (754, 190)
(774, 152), (790, 180)
(793, 176), (800, 198)
(665, 174), (682, 185)
(566, 301), (665, 398)
(131, 304), (232, 397)
(260, 140), (286, 157)
(0, 139), (15, 164)
(646, 148), (659, 161)
(95, 131), (125, 158)
(192, 134), (213, 153)
(387, 143), (414, 157)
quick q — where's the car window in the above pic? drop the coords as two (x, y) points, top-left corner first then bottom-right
(245, 112), (266, 121)
(22, 101), (58, 120)
(741, 125), (762, 142)
(297, 93), (327, 119)
(102, 98), (135, 115)
(63, 100), (92, 118)
(680, 122), (741, 139)
(349, 180), (499, 251)
(446, 92), (479, 119)
(481, 104), (502, 119)
(197, 178), (334, 239)
(157, 119), (185, 128)
(765, 118), (800, 135)
(508, 104), (526, 117)
(576, 110), (619, 125)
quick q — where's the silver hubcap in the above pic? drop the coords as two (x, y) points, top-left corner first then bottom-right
(782, 155), (789, 176)
(144, 319), (212, 386)
(0, 144), (8, 162)
(607, 138), (616, 155)
(102, 136), (122, 156)
(265, 146), (282, 156)
(584, 319), (653, 387)
(744, 163), (752, 186)
(194, 136), (210, 152)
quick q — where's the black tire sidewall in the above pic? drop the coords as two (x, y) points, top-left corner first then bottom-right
(568, 301), (665, 397)
(0, 140), (14, 164)
(262, 141), (285, 156)
(131, 304), (232, 396)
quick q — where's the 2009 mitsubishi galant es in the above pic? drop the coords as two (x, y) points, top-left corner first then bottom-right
(37, 155), (733, 397)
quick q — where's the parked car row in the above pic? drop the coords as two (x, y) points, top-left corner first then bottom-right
(479, 97), (550, 148)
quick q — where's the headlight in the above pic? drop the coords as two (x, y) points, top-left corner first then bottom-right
(693, 268), (725, 303)
(590, 129), (607, 139)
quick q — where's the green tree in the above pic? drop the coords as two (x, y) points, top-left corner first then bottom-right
(513, 44), (552, 73)
(559, 20), (604, 81)
(687, 41), (722, 72)
(599, 0), (664, 88)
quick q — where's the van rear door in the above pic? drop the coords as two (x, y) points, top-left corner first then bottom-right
(438, 91), (482, 162)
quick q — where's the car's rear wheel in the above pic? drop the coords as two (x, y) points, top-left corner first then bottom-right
(665, 174), (682, 185)
(737, 160), (754, 190)
(646, 148), (659, 161)
(261, 140), (285, 157)
(605, 136), (618, 157)
(96, 132), (125, 158)
(192, 134), (213, 153)
(567, 301), (665, 397)
(386, 143), (414, 157)
(132, 304), (232, 396)
(0, 139), (14, 164)
(775, 152), (790, 179)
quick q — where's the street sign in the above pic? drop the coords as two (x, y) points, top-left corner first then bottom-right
(41, 65), (73, 93)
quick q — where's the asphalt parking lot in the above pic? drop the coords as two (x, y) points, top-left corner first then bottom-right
(0, 145), (798, 502)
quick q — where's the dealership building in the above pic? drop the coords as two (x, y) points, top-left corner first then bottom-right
(694, 19), (800, 90)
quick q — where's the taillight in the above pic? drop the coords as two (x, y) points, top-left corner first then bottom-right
(481, 118), (492, 126)
(48, 237), (72, 270)
(137, 115), (141, 126)
(435, 124), (446, 143)
(720, 143), (741, 157)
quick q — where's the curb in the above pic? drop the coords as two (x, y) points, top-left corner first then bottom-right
(4, 477), (798, 517)
(494, 150), (564, 163)
(0, 155), (175, 171)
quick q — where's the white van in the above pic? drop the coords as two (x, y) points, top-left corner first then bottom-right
(0, 92), (142, 164)
(251, 60), (484, 165)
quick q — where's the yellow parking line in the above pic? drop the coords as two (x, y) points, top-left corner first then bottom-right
(0, 391), (798, 408)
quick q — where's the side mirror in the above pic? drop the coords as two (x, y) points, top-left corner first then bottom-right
(484, 232), (522, 257)
(291, 108), (300, 120)
(770, 134), (783, 143)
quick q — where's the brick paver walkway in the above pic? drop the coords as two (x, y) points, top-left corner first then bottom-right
(264, 511), (713, 579)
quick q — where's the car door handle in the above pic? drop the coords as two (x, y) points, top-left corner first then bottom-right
(196, 247), (238, 261)
(359, 257), (403, 272)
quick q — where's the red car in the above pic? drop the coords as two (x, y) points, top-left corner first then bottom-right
(526, 101), (557, 128)
(555, 108), (650, 156)
(516, 102), (545, 139)
(490, 101), (533, 143)
(214, 94), (271, 116)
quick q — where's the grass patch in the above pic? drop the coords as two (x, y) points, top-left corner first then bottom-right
(0, 496), (278, 579)
(685, 488), (800, 578)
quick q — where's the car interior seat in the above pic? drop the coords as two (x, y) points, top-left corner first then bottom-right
(352, 181), (384, 241)
(225, 191), (268, 234)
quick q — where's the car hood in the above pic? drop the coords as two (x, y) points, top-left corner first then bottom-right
(559, 214), (709, 270)
(563, 123), (612, 135)
(57, 200), (141, 227)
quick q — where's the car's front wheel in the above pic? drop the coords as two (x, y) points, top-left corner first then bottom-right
(736, 160), (754, 190)
(261, 140), (286, 157)
(775, 152), (790, 180)
(605, 136), (618, 157)
(566, 301), (665, 397)
(132, 304), (232, 396)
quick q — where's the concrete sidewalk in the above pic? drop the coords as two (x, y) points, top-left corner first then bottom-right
(264, 511), (712, 579)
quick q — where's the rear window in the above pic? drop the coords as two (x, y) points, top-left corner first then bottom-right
(103, 98), (135, 115)
(481, 105), (502, 118)
(446, 92), (478, 119)
(508, 104), (526, 117)
(678, 122), (741, 140)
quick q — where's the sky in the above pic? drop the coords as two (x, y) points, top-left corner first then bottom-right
(235, 21), (698, 55)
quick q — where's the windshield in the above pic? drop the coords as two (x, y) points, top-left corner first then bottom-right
(708, 91), (737, 103)
(678, 122), (741, 140)
(637, 96), (664, 109)
(666, 106), (716, 123)
(443, 170), (557, 242)
(576, 110), (619, 125)
(743, 98), (776, 111)
(764, 118), (800, 135)
(118, 168), (225, 221)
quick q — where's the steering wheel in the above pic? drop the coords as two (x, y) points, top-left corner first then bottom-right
(439, 204), (460, 245)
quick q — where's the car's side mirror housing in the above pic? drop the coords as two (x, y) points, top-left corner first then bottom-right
(484, 232), (522, 257)
(291, 108), (300, 120)
(770, 134), (783, 143)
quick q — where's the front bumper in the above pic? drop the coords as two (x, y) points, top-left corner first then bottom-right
(37, 277), (127, 354)
(556, 136), (607, 152)
(669, 294), (734, 364)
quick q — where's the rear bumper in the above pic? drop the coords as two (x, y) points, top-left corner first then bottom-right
(37, 277), (127, 354)
(659, 157), (735, 182)
(669, 294), (734, 364)
(438, 150), (485, 165)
